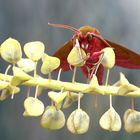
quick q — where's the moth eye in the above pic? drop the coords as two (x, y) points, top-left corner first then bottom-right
(87, 34), (93, 42)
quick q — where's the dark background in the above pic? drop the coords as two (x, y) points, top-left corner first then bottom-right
(0, 0), (140, 140)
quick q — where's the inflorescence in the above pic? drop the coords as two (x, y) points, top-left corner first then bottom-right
(0, 37), (140, 134)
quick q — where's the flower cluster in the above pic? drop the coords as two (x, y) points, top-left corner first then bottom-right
(0, 38), (140, 134)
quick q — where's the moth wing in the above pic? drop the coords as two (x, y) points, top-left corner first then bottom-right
(53, 40), (73, 71)
(106, 40), (140, 68)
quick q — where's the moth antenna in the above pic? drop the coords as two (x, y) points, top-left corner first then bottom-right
(92, 33), (112, 48)
(48, 23), (80, 33)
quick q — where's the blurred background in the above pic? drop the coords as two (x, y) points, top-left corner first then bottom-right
(0, 0), (140, 140)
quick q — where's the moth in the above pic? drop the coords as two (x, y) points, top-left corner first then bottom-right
(49, 23), (140, 84)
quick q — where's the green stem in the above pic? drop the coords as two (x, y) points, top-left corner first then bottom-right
(34, 85), (39, 98)
(48, 72), (52, 82)
(105, 69), (112, 108)
(57, 68), (62, 81)
(27, 87), (30, 97)
(109, 95), (112, 108)
(78, 92), (81, 109)
(105, 69), (110, 86)
(11, 87), (15, 99)
(5, 65), (12, 76)
(0, 73), (140, 97)
(131, 98), (135, 110)
(72, 67), (77, 83)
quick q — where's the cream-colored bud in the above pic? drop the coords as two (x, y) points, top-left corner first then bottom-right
(0, 85), (20, 101)
(17, 58), (35, 73)
(41, 54), (60, 74)
(11, 66), (32, 86)
(99, 107), (122, 131)
(67, 39), (87, 67)
(24, 41), (45, 61)
(24, 97), (44, 117)
(0, 38), (22, 64)
(67, 108), (90, 134)
(89, 74), (99, 86)
(101, 47), (115, 69)
(124, 109), (140, 133)
(40, 106), (65, 130)
(48, 91), (67, 104)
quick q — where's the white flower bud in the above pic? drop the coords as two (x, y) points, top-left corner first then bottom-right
(101, 47), (115, 69)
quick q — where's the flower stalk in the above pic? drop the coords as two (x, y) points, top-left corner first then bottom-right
(1, 37), (140, 134)
(0, 72), (140, 97)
